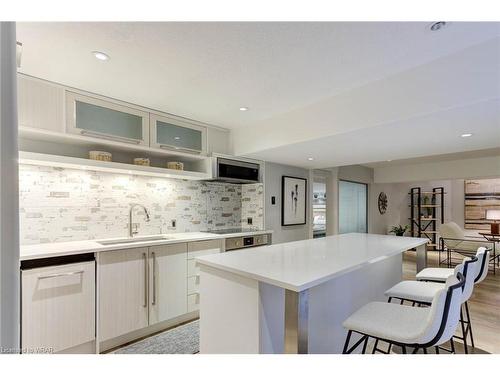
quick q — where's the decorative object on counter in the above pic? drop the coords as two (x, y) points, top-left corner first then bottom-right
(486, 209), (500, 234)
(389, 224), (409, 236)
(378, 192), (388, 214)
(89, 150), (112, 162)
(133, 158), (150, 166)
(167, 161), (184, 170)
(281, 175), (307, 226)
(465, 178), (500, 230)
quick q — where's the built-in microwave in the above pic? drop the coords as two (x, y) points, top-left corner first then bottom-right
(208, 156), (261, 184)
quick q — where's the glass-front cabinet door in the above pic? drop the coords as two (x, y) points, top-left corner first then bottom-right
(150, 114), (207, 155)
(66, 92), (149, 146)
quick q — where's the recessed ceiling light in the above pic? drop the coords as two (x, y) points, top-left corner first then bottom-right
(174, 136), (181, 140)
(239, 107), (249, 111)
(307, 157), (314, 161)
(461, 133), (473, 138)
(92, 51), (110, 61)
(430, 21), (447, 32)
(387, 160), (392, 162)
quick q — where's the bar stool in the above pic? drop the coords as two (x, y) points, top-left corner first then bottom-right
(416, 247), (490, 350)
(416, 247), (490, 284)
(342, 273), (465, 354)
(384, 256), (478, 353)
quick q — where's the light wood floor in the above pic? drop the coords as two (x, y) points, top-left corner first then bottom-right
(403, 251), (500, 354)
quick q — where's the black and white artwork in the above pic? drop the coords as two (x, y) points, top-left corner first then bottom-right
(281, 175), (307, 226)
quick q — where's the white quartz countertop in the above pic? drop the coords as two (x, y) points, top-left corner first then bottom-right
(196, 233), (428, 292)
(20, 230), (273, 261)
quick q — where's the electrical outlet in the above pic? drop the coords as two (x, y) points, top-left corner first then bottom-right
(171, 219), (176, 228)
(271, 196), (276, 205)
(247, 217), (253, 225)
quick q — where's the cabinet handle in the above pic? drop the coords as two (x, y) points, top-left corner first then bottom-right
(143, 252), (148, 308)
(80, 129), (141, 145)
(152, 251), (156, 306)
(159, 144), (202, 154)
(38, 270), (84, 280)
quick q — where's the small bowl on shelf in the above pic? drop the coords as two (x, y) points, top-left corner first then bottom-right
(134, 158), (151, 166)
(89, 151), (112, 162)
(166, 161), (184, 171)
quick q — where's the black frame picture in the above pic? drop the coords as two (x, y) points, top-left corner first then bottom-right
(281, 175), (307, 226)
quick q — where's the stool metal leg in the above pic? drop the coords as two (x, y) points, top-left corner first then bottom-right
(361, 336), (369, 354)
(372, 338), (379, 354)
(342, 330), (352, 354)
(459, 305), (469, 354)
(465, 301), (475, 348)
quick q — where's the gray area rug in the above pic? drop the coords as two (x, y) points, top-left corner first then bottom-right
(112, 320), (199, 354)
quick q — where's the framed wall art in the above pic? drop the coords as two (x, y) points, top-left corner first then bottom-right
(282, 175), (307, 226)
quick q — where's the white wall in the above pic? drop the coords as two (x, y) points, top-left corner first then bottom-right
(338, 165), (374, 185)
(370, 179), (468, 235)
(0, 22), (20, 350)
(265, 162), (312, 244)
(370, 154), (500, 234)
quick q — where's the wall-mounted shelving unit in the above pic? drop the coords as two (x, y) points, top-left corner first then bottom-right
(19, 151), (211, 181)
(408, 187), (445, 250)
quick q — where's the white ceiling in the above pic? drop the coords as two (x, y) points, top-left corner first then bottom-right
(17, 22), (500, 167)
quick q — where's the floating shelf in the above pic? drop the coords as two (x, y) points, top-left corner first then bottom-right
(408, 191), (446, 195)
(409, 204), (440, 207)
(19, 151), (211, 181)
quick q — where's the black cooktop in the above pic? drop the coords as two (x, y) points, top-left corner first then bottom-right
(202, 228), (260, 235)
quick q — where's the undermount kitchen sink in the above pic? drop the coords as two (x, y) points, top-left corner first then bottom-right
(97, 235), (173, 246)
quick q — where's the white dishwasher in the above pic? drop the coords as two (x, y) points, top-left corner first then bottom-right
(21, 254), (96, 353)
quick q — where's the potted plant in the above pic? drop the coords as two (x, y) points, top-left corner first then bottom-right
(389, 224), (409, 236)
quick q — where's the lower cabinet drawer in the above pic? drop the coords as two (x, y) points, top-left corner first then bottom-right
(21, 261), (95, 353)
(187, 239), (222, 259)
(187, 293), (199, 312)
(187, 259), (199, 277)
(187, 275), (200, 295)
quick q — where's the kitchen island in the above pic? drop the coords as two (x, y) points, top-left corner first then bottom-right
(196, 233), (428, 354)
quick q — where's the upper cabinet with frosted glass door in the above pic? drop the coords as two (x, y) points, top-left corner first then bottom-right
(150, 113), (207, 155)
(66, 92), (150, 146)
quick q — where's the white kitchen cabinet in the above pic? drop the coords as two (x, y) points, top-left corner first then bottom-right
(187, 239), (222, 313)
(207, 126), (230, 155)
(187, 275), (200, 294)
(148, 243), (188, 325)
(66, 91), (150, 146)
(21, 261), (95, 353)
(187, 293), (200, 313)
(17, 74), (65, 133)
(150, 113), (207, 155)
(98, 248), (149, 341)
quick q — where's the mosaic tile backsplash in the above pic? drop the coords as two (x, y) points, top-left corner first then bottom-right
(19, 164), (264, 245)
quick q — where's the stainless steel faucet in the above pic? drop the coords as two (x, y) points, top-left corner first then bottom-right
(129, 203), (151, 237)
